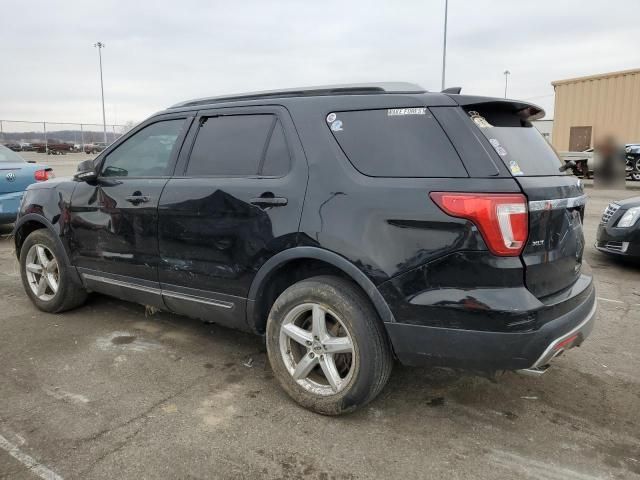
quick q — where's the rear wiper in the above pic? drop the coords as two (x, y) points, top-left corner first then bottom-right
(559, 160), (576, 173)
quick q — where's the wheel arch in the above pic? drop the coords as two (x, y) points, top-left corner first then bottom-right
(246, 247), (395, 334)
(13, 214), (73, 269)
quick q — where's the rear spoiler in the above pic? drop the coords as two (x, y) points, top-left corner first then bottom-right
(446, 94), (545, 122)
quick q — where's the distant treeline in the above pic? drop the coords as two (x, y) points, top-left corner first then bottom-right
(1, 129), (122, 144)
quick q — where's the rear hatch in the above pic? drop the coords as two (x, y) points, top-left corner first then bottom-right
(460, 100), (585, 298)
(0, 146), (31, 194)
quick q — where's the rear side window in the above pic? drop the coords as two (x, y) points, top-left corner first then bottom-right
(327, 108), (467, 177)
(186, 114), (290, 177)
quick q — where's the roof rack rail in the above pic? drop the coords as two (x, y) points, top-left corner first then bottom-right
(169, 82), (426, 109)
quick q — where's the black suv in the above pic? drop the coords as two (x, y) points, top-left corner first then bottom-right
(14, 83), (596, 415)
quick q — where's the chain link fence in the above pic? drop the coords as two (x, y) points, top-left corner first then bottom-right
(0, 119), (131, 153)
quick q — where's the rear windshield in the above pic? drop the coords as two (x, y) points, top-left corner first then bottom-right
(0, 145), (25, 163)
(327, 108), (467, 177)
(466, 108), (565, 177)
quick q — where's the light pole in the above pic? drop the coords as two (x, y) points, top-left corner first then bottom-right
(94, 41), (107, 144)
(441, 0), (448, 90)
(503, 69), (511, 98)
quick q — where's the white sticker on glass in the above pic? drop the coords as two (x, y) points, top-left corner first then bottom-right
(387, 108), (426, 116)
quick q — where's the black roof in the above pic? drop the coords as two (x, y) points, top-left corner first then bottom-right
(168, 82), (426, 109)
(163, 82), (545, 121)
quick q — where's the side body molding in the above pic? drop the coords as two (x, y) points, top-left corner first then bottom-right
(246, 246), (396, 333)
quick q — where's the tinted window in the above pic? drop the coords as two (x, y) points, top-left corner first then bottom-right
(101, 119), (184, 177)
(187, 115), (274, 176)
(328, 108), (467, 177)
(465, 107), (565, 176)
(478, 126), (566, 177)
(260, 119), (290, 176)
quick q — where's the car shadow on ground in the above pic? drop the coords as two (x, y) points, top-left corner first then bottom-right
(0, 224), (14, 236)
(78, 292), (639, 433)
(588, 250), (640, 270)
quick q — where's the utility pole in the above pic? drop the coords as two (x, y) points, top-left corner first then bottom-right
(503, 69), (511, 98)
(441, 0), (448, 90)
(43, 122), (48, 153)
(94, 41), (108, 144)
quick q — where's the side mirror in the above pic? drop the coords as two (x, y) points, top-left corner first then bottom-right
(74, 159), (98, 182)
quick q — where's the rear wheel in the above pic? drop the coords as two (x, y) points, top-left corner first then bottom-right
(266, 275), (393, 415)
(20, 229), (87, 313)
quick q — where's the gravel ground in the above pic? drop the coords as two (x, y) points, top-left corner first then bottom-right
(0, 166), (638, 479)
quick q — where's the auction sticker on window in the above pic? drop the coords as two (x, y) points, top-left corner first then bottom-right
(387, 108), (427, 116)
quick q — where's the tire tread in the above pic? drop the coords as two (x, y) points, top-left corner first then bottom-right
(266, 274), (393, 414)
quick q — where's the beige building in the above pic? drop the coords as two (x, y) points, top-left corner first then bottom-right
(551, 68), (640, 151)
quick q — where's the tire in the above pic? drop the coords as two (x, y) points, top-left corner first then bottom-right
(19, 229), (88, 313)
(266, 275), (393, 415)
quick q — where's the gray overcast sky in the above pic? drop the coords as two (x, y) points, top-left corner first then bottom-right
(1, 0), (639, 126)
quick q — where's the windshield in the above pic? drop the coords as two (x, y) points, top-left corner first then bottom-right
(0, 145), (26, 163)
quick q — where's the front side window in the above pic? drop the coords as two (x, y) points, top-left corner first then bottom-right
(101, 119), (185, 177)
(186, 114), (291, 177)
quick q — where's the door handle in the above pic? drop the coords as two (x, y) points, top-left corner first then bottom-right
(125, 195), (150, 204)
(250, 196), (288, 207)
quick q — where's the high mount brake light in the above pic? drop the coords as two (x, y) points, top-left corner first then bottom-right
(34, 169), (53, 182)
(430, 192), (528, 256)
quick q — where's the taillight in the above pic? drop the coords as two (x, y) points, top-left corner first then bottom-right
(34, 169), (54, 182)
(430, 192), (528, 256)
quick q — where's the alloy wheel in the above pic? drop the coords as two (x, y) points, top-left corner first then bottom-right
(25, 244), (59, 301)
(279, 303), (355, 396)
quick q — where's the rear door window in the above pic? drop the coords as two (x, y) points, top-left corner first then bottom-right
(260, 119), (290, 176)
(186, 114), (290, 177)
(327, 108), (467, 177)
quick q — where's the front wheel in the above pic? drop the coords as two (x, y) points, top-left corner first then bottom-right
(266, 275), (393, 415)
(19, 229), (87, 313)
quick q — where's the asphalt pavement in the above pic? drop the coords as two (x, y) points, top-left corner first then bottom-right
(0, 154), (638, 479)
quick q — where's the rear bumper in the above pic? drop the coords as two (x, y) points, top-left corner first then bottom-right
(0, 191), (24, 224)
(384, 280), (596, 371)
